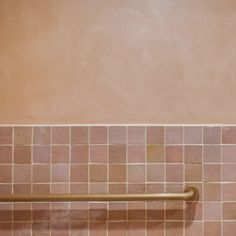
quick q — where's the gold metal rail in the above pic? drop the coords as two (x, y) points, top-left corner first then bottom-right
(0, 186), (198, 202)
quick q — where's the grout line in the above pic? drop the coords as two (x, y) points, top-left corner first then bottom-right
(1, 123), (236, 126)
(69, 126), (71, 236)
(164, 126), (166, 236)
(125, 126), (128, 236)
(30, 126), (33, 236)
(183, 126), (185, 236)
(1, 162), (236, 165)
(49, 126), (52, 236)
(144, 126), (147, 236)
(202, 125), (204, 236)
(3, 143), (236, 147)
(11, 127), (14, 236)
(2, 143), (236, 147)
(221, 127), (223, 236)
(0, 219), (230, 223)
(88, 127), (90, 236)
(5, 181), (229, 184)
(106, 127), (109, 236)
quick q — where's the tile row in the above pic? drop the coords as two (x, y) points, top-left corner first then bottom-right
(1, 126), (236, 145)
(2, 144), (236, 164)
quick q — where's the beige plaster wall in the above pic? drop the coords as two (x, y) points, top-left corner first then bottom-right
(0, 0), (235, 124)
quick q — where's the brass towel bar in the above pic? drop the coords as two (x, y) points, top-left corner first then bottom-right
(0, 186), (198, 202)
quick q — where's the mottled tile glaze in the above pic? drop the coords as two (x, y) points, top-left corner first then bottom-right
(0, 125), (235, 235)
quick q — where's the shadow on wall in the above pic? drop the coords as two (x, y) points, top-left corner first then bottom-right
(0, 201), (198, 224)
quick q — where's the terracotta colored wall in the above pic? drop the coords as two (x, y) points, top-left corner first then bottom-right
(0, 0), (236, 124)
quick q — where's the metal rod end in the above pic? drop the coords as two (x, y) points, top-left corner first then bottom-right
(184, 186), (199, 201)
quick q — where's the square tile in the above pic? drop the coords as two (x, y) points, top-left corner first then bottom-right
(0, 127), (12, 144)
(90, 145), (107, 163)
(128, 126), (145, 144)
(147, 221), (164, 236)
(33, 127), (51, 145)
(33, 146), (50, 163)
(52, 164), (69, 182)
(223, 222), (236, 236)
(51, 183), (69, 193)
(90, 126), (107, 144)
(109, 126), (126, 144)
(222, 145), (236, 163)
(71, 145), (88, 163)
(90, 164), (107, 182)
(204, 201), (221, 220)
(70, 164), (88, 182)
(204, 145), (221, 163)
(89, 203), (107, 221)
(109, 165), (126, 182)
(127, 222), (145, 236)
(223, 183), (236, 201)
(108, 222), (126, 236)
(90, 182), (107, 193)
(0, 146), (12, 164)
(0, 165), (12, 183)
(109, 183), (126, 194)
(0, 204), (12, 222)
(222, 164), (236, 181)
(70, 202), (89, 221)
(147, 145), (164, 163)
(203, 126), (221, 144)
(128, 183), (145, 193)
(147, 202), (164, 220)
(204, 164), (221, 182)
(109, 145), (126, 163)
(204, 222), (221, 236)
(128, 165), (145, 182)
(166, 145), (183, 163)
(222, 126), (236, 144)
(184, 145), (202, 164)
(14, 146), (31, 164)
(14, 126), (32, 145)
(71, 126), (88, 144)
(33, 165), (50, 183)
(128, 202), (145, 220)
(14, 164), (31, 183)
(147, 164), (164, 182)
(32, 203), (50, 221)
(52, 145), (69, 163)
(185, 222), (202, 236)
(166, 222), (183, 236)
(166, 201), (184, 220)
(109, 202), (126, 221)
(166, 164), (184, 182)
(52, 126), (70, 144)
(165, 127), (183, 144)
(13, 183), (31, 194)
(147, 126), (164, 144)
(185, 164), (202, 182)
(204, 183), (221, 201)
(223, 202), (236, 220)
(70, 183), (88, 194)
(13, 203), (31, 221)
(128, 145), (145, 163)
(0, 184), (12, 194)
(184, 126), (202, 144)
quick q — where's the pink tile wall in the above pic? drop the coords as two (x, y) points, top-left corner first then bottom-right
(0, 125), (235, 235)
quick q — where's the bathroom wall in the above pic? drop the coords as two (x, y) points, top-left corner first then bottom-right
(1, 0), (236, 124)
(1, 1), (235, 236)
(0, 125), (235, 236)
